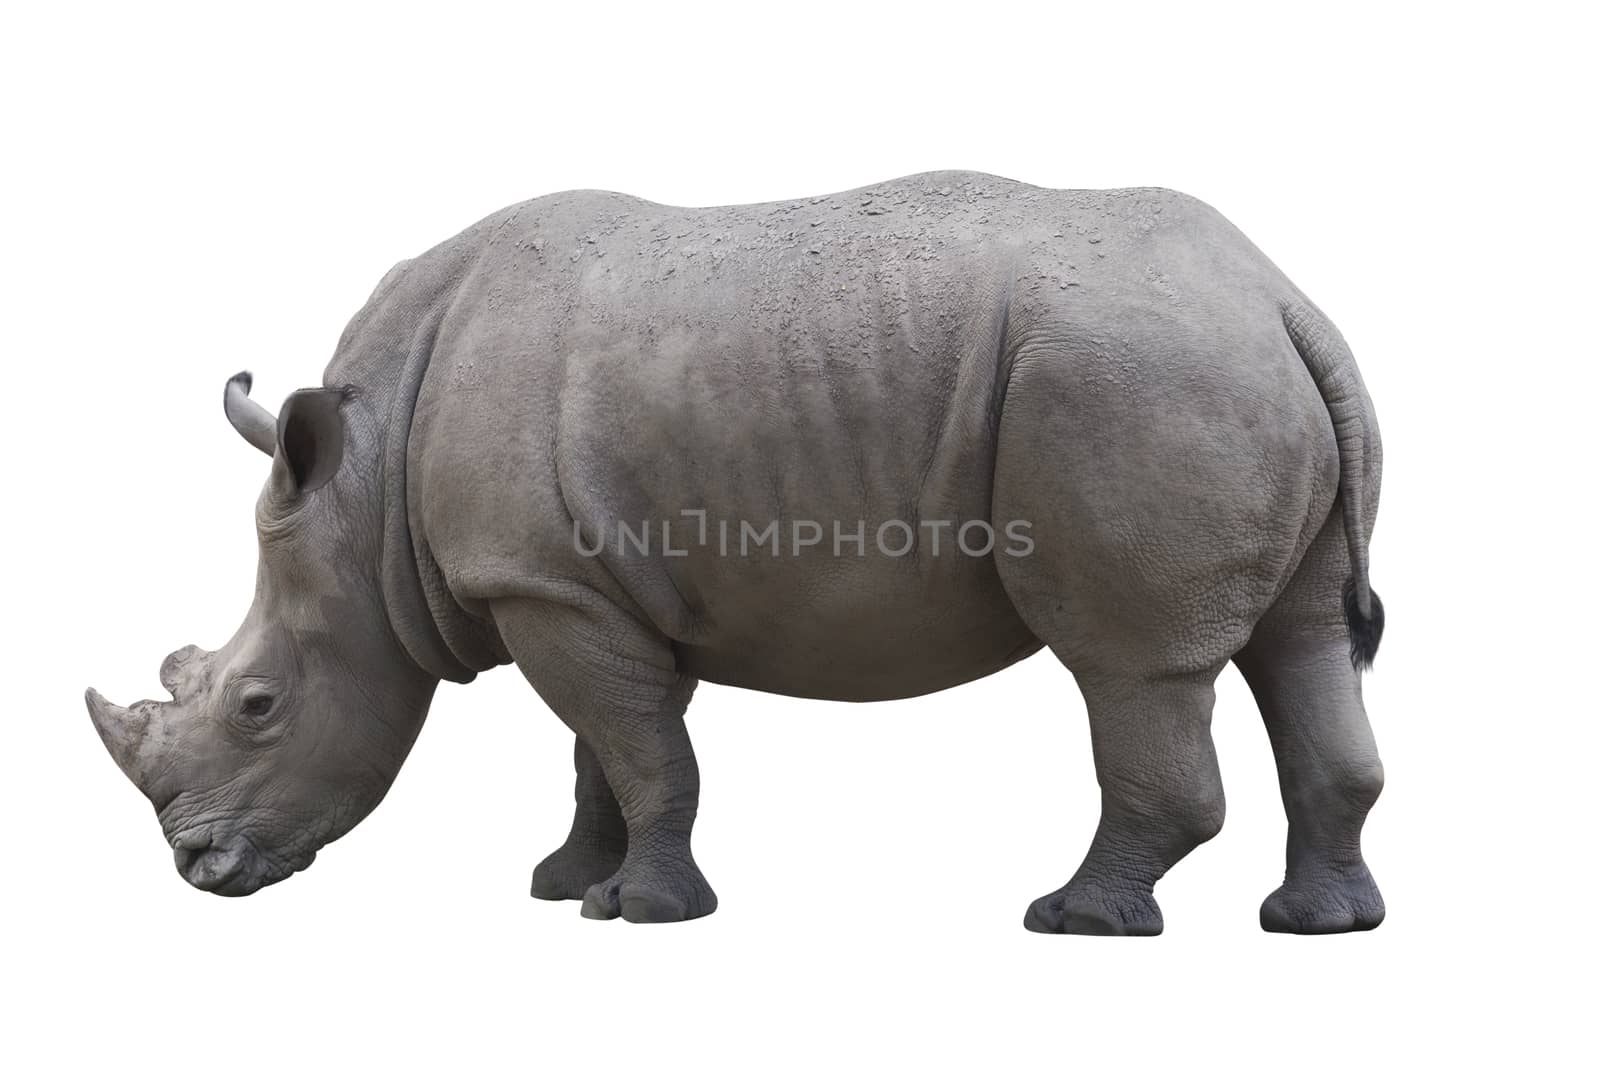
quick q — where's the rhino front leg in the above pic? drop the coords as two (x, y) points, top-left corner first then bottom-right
(494, 595), (716, 923)
(530, 737), (627, 900)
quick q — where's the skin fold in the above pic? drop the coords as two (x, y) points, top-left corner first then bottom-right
(88, 171), (1384, 933)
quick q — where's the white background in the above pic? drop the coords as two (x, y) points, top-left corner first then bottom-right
(4, 2), (1594, 1063)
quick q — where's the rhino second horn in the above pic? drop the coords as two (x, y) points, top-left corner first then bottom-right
(224, 371), (277, 456)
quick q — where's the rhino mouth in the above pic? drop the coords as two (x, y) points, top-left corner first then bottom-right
(166, 822), (317, 896)
(173, 841), (315, 896)
(176, 841), (259, 896)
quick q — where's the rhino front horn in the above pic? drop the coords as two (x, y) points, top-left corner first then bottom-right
(85, 688), (161, 796)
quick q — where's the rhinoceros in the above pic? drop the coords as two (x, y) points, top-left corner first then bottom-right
(86, 171), (1385, 934)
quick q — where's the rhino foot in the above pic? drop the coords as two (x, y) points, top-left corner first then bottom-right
(579, 859), (717, 923)
(531, 834), (627, 901)
(1260, 862), (1385, 934)
(1023, 881), (1164, 936)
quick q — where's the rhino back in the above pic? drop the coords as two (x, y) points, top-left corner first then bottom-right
(399, 173), (1272, 699)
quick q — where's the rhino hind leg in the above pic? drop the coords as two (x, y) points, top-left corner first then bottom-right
(990, 334), (1322, 933)
(530, 737), (628, 901)
(995, 520), (1243, 937)
(992, 512), (1244, 933)
(1234, 512), (1386, 934)
(1018, 668), (1227, 936)
(494, 595), (716, 923)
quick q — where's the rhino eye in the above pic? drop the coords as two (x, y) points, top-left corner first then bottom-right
(239, 694), (275, 719)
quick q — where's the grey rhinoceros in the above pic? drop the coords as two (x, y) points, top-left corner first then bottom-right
(87, 171), (1385, 934)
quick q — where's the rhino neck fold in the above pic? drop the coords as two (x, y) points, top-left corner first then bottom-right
(377, 294), (503, 684)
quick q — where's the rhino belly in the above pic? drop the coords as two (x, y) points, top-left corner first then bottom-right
(674, 546), (1042, 701)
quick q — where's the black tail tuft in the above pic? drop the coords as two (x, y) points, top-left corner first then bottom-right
(1342, 576), (1386, 670)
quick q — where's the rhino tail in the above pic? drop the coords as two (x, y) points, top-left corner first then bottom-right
(1283, 300), (1385, 670)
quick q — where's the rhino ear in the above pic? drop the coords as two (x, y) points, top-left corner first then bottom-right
(272, 387), (350, 496)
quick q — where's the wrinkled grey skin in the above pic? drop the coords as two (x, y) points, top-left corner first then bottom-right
(89, 172), (1385, 933)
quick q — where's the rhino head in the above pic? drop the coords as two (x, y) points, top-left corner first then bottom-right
(86, 373), (437, 895)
